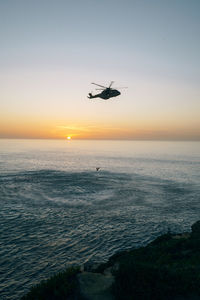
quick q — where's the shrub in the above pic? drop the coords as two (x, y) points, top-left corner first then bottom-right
(22, 267), (81, 300)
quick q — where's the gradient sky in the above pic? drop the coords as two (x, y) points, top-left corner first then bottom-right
(1, 0), (200, 140)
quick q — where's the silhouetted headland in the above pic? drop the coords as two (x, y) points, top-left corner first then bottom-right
(22, 220), (200, 300)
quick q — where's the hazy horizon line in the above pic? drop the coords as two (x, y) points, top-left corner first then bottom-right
(1, 137), (200, 142)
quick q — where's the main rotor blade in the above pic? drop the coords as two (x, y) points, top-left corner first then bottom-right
(114, 87), (128, 89)
(95, 88), (105, 90)
(109, 81), (114, 88)
(91, 83), (107, 88)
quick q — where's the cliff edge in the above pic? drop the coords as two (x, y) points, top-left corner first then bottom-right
(22, 221), (200, 300)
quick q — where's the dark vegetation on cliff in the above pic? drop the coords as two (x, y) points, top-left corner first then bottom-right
(112, 231), (200, 299)
(21, 267), (81, 300)
(22, 221), (200, 300)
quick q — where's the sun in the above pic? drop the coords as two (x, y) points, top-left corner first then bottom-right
(67, 136), (71, 140)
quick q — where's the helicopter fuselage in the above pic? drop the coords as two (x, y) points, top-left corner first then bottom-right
(88, 88), (120, 100)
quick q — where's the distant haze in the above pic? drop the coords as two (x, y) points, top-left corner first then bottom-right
(0, 0), (200, 140)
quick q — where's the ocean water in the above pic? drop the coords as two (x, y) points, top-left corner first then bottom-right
(0, 139), (200, 299)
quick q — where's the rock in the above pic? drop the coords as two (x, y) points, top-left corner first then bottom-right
(78, 272), (114, 300)
(191, 221), (200, 237)
(172, 233), (190, 239)
(83, 261), (101, 272)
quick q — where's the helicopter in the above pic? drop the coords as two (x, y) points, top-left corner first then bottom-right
(87, 81), (127, 100)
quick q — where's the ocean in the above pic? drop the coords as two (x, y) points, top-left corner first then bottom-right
(0, 139), (200, 299)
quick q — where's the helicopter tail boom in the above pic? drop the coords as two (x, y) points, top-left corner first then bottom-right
(87, 93), (99, 99)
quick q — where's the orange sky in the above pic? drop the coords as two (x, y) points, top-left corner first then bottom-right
(1, 111), (199, 140)
(1, 73), (199, 141)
